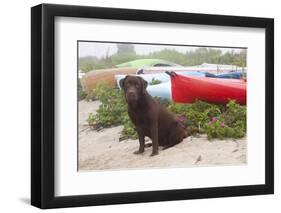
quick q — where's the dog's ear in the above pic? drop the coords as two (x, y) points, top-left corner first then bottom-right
(138, 77), (148, 94)
(119, 76), (127, 90)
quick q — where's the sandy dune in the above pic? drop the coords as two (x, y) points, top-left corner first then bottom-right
(78, 100), (246, 171)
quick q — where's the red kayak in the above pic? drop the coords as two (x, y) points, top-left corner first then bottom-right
(167, 72), (246, 105)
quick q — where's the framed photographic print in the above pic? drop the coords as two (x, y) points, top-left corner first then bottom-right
(31, 3), (274, 209)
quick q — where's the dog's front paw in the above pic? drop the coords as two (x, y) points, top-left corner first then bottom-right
(134, 150), (144, 155)
(150, 151), (159, 157)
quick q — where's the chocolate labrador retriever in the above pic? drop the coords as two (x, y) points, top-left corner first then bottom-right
(120, 75), (188, 156)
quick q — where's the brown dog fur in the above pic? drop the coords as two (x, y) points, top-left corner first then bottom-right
(120, 75), (188, 156)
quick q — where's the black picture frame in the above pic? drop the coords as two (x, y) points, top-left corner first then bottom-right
(31, 3), (274, 209)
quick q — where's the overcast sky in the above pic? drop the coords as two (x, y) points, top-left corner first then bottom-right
(78, 41), (245, 58)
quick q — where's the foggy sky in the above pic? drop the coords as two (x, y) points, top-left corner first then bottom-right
(78, 41), (245, 58)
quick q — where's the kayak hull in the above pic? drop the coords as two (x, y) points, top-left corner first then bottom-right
(115, 71), (207, 88)
(170, 73), (246, 105)
(81, 67), (137, 92)
(138, 67), (246, 74)
(146, 82), (172, 100)
(214, 71), (245, 79)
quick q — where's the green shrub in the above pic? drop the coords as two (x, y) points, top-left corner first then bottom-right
(154, 97), (171, 107)
(91, 82), (127, 127)
(223, 100), (247, 128)
(168, 101), (221, 133)
(84, 90), (96, 102)
(86, 82), (247, 141)
(87, 113), (95, 127)
(86, 82), (137, 141)
(119, 115), (138, 141)
(150, 78), (162, 85)
(204, 101), (246, 140)
(78, 79), (87, 101)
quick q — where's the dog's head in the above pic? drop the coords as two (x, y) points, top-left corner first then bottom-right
(119, 75), (148, 105)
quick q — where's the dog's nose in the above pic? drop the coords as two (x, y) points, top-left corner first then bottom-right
(127, 91), (135, 96)
(127, 91), (137, 100)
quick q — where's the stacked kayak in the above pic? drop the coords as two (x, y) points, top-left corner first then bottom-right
(81, 67), (137, 92)
(81, 59), (182, 92)
(168, 72), (246, 105)
(115, 71), (246, 104)
(215, 71), (246, 79)
(115, 71), (207, 88)
(205, 71), (245, 79)
(116, 59), (182, 68)
(146, 82), (172, 100)
(115, 71), (209, 100)
(136, 66), (246, 74)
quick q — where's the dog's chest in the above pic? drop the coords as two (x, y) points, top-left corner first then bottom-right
(128, 107), (152, 126)
(129, 111), (149, 126)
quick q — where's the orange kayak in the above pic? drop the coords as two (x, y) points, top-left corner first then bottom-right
(168, 72), (246, 105)
(80, 67), (137, 92)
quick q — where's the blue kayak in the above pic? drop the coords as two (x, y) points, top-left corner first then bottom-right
(208, 71), (246, 79)
(216, 72), (246, 79)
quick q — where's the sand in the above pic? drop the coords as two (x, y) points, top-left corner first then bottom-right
(78, 100), (246, 171)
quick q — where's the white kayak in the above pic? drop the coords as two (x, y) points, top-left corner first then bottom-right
(146, 81), (172, 100)
(115, 71), (206, 88)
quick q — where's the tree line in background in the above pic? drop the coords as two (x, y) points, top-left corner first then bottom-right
(79, 44), (247, 72)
